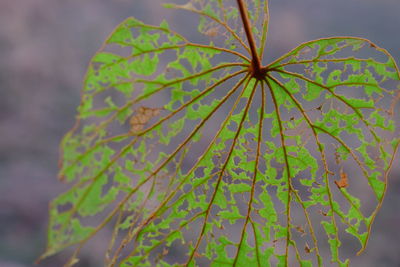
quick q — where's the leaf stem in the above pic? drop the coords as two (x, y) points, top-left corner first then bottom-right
(236, 0), (263, 77)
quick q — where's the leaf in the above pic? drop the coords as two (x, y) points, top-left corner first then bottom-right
(265, 36), (399, 264)
(41, 1), (400, 267)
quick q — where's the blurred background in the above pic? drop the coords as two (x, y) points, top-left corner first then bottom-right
(0, 0), (399, 266)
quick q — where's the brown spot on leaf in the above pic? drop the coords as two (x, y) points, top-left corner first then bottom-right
(162, 248), (169, 256)
(295, 225), (306, 236)
(129, 106), (162, 134)
(318, 210), (328, 216)
(194, 252), (202, 258)
(305, 243), (311, 253)
(334, 152), (340, 165)
(204, 27), (219, 37)
(334, 168), (348, 189)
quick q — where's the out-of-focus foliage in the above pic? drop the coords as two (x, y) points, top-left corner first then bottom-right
(41, 0), (400, 266)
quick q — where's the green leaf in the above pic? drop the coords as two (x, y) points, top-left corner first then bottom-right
(42, 2), (400, 267)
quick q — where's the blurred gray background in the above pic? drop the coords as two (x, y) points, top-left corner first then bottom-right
(0, 0), (399, 266)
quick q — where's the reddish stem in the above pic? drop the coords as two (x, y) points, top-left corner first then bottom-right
(236, 0), (264, 78)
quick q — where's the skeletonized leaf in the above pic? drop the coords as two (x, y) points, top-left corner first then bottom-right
(41, 2), (400, 267)
(265, 36), (400, 265)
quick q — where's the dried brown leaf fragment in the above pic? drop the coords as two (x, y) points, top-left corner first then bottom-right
(334, 168), (349, 189)
(129, 106), (162, 134)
